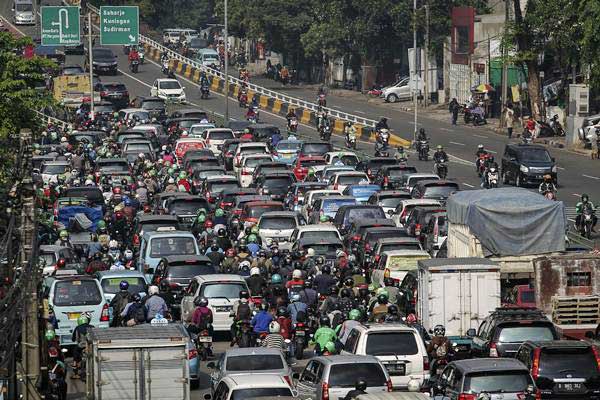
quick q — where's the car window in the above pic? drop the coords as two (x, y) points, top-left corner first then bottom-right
(225, 354), (284, 371)
(168, 264), (215, 278)
(259, 217), (297, 230)
(497, 325), (555, 342)
(522, 148), (552, 162)
(540, 347), (598, 378)
(150, 237), (197, 257)
(344, 329), (360, 353)
(464, 371), (530, 393)
(365, 331), (419, 355)
(101, 277), (146, 294)
(231, 388), (292, 400)
(53, 280), (102, 306)
(200, 283), (246, 299)
(299, 230), (340, 242)
(301, 361), (318, 383)
(329, 363), (387, 388)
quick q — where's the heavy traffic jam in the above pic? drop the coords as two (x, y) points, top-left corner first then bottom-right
(6, 9), (600, 400)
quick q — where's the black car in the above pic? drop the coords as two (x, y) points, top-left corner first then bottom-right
(299, 142), (333, 157)
(517, 340), (600, 399)
(91, 101), (115, 118)
(333, 205), (386, 234)
(170, 108), (208, 120)
(410, 180), (460, 204)
(357, 157), (399, 180)
(96, 82), (130, 108)
(284, 182), (329, 210)
(471, 307), (559, 358)
(253, 172), (296, 201)
(375, 165), (418, 190)
(501, 143), (557, 187)
(165, 195), (211, 227)
(134, 96), (167, 120)
(248, 124), (280, 143)
(87, 47), (118, 75)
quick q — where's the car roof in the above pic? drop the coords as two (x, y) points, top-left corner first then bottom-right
(239, 142), (269, 148)
(42, 160), (70, 166)
(194, 274), (247, 283)
(376, 190), (411, 197)
(381, 249), (430, 256)
(225, 347), (287, 357)
(406, 173), (439, 178)
(523, 340), (592, 349)
(143, 230), (196, 239)
(297, 237), (343, 246)
(137, 215), (179, 223)
(452, 358), (529, 373)
(259, 211), (298, 218)
(376, 237), (420, 244)
(296, 224), (339, 232)
(223, 373), (289, 388)
(507, 143), (547, 152)
(400, 199), (442, 206)
(415, 179), (458, 187)
(96, 270), (146, 279)
(355, 323), (419, 333)
(312, 355), (382, 365)
(162, 255), (211, 264)
(39, 245), (68, 252)
(156, 78), (179, 83)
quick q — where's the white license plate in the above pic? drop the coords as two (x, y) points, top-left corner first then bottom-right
(295, 331), (305, 336)
(198, 336), (212, 343)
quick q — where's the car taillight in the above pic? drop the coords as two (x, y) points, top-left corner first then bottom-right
(100, 303), (109, 322)
(374, 255), (380, 263)
(383, 176), (389, 184)
(352, 235), (361, 241)
(293, 196), (299, 204)
(423, 355), (429, 371)
(364, 243), (371, 253)
(133, 234), (140, 246)
(415, 223), (421, 236)
(531, 347), (541, 379)
(592, 346), (600, 371)
(123, 91), (128, 97)
(283, 375), (292, 386)
(458, 394), (476, 400)
(322, 382), (329, 400)
(170, 283), (179, 289)
(489, 342), (499, 357)
(188, 348), (198, 359)
(535, 389), (542, 400)
(241, 169), (250, 175)
(386, 379), (393, 392)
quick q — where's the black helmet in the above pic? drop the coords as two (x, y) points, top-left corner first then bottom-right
(321, 265), (331, 275)
(292, 261), (302, 270)
(377, 294), (388, 304)
(277, 307), (288, 317)
(419, 127), (425, 135)
(303, 279), (313, 289)
(582, 194), (589, 202)
(319, 316), (330, 327)
(315, 256), (325, 265)
(238, 238), (247, 248)
(239, 290), (249, 299)
(344, 277), (354, 287)
(132, 293), (142, 302)
(194, 297), (209, 307)
(355, 379), (367, 391)
(329, 286), (338, 296)
(218, 228), (226, 237)
(341, 288), (352, 298)
(388, 304), (399, 315)
(433, 324), (446, 336)
(358, 286), (369, 297)
(244, 227), (252, 235)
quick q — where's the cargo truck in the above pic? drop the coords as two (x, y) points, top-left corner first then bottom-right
(416, 258), (501, 356)
(86, 324), (191, 400)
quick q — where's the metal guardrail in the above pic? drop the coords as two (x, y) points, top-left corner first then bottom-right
(86, 5), (378, 128)
(33, 110), (70, 130)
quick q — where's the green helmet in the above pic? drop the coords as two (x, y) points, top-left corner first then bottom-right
(197, 214), (206, 223)
(319, 214), (329, 223)
(178, 171), (187, 180)
(368, 283), (378, 292)
(97, 220), (107, 230)
(164, 160), (172, 167)
(375, 288), (389, 299)
(167, 167), (175, 175)
(349, 309), (361, 321)
(113, 112), (119, 118)
(247, 234), (257, 243)
(308, 168), (315, 176)
(271, 274), (282, 284)
(324, 341), (336, 353)
(45, 330), (56, 341)
(251, 225), (259, 234)
(59, 230), (69, 239)
(215, 208), (224, 217)
(149, 169), (156, 177)
(50, 131), (58, 140)
(197, 208), (207, 216)
(77, 314), (89, 326)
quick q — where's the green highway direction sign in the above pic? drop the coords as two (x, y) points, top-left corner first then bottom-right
(40, 6), (80, 46)
(100, 6), (139, 46)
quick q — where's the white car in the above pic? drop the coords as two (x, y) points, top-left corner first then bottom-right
(257, 211), (301, 250)
(391, 199), (442, 228)
(327, 171), (370, 192)
(189, 123), (216, 138)
(41, 161), (70, 185)
(117, 108), (150, 123)
(381, 77), (413, 103)
(210, 374), (295, 400)
(237, 153), (274, 187)
(150, 78), (186, 103)
(289, 224), (342, 243)
(300, 189), (341, 221)
(233, 142), (271, 174)
(323, 151), (360, 167)
(203, 128), (235, 156)
(403, 173), (440, 192)
(341, 323), (430, 389)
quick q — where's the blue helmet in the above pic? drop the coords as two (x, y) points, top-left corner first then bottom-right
(124, 197), (131, 207)
(119, 280), (129, 291)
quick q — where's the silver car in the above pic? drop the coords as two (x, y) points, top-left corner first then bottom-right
(257, 211), (302, 250)
(207, 348), (293, 391)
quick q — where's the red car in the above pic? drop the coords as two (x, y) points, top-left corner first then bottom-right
(293, 155), (326, 181)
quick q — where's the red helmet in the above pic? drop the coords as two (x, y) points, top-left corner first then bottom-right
(226, 248), (235, 257)
(406, 313), (417, 324)
(205, 220), (214, 228)
(56, 258), (66, 269)
(115, 211), (124, 220)
(112, 187), (121, 195)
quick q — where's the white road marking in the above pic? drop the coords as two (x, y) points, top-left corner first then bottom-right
(354, 110), (366, 114)
(462, 183), (475, 188)
(487, 150), (497, 154)
(557, 166), (565, 170)
(572, 193), (582, 197)
(583, 174), (600, 180)
(449, 141), (465, 146)
(473, 134), (488, 138)
(440, 128), (454, 132)
(0, 15), (25, 36)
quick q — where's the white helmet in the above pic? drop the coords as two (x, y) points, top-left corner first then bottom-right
(109, 240), (119, 249)
(148, 285), (159, 295)
(168, 178), (175, 184)
(250, 267), (260, 276)
(138, 152), (145, 158)
(306, 248), (315, 257)
(60, 136), (68, 143)
(269, 320), (280, 334)
(85, 179), (94, 186)
(292, 269), (302, 279)
(124, 249), (133, 260)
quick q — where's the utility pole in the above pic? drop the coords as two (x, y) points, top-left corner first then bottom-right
(500, 0), (509, 128)
(413, 0), (418, 142)
(223, 0), (229, 124)
(424, 3), (429, 108)
(88, 12), (94, 120)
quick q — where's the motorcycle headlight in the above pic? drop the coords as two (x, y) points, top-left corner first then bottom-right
(520, 165), (529, 173)
(552, 165), (557, 173)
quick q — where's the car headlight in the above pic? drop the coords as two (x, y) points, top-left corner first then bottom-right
(520, 165), (529, 173)
(180, 92), (186, 98)
(552, 165), (557, 173)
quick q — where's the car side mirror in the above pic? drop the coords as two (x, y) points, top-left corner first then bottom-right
(467, 328), (476, 337)
(551, 157), (556, 162)
(206, 361), (215, 369)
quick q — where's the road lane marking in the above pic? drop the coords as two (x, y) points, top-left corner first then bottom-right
(473, 134), (488, 138)
(557, 166), (565, 170)
(0, 15), (26, 36)
(583, 174), (600, 180)
(354, 110), (366, 114)
(462, 183), (475, 188)
(440, 128), (454, 132)
(487, 150), (497, 154)
(572, 193), (582, 197)
(449, 141), (465, 146)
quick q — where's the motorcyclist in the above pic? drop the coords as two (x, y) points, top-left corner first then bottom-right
(576, 194), (597, 231)
(55, 230), (73, 248)
(262, 321), (285, 351)
(343, 380), (368, 400)
(476, 144), (487, 158)
(230, 291), (253, 345)
(247, 267), (267, 296)
(314, 265), (336, 295)
(71, 314), (93, 379)
(382, 277), (400, 304)
(143, 285), (168, 322)
(298, 279), (318, 308)
(200, 71), (210, 88)
(384, 304), (402, 322)
(369, 293), (390, 322)
(311, 316), (337, 355)
(286, 269), (304, 294)
(190, 297), (213, 333)
(319, 286), (340, 315)
(275, 307), (293, 340)
(395, 146), (408, 162)
(345, 122), (357, 143)
(538, 174), (557, 195)
(417, 127), (427, 142)
(427, 324), (453, 372)
(128, 46), (140, 65)
(433, 145), (448, 164)
(286, 108), (297, 126)
(375, 117), (389, 132)
(245, 105), (257, 121)
(287, 293), (308, 324)
(251, 301), (274, 335)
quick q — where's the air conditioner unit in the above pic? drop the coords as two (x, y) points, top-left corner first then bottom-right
(569, 84), (589, 117)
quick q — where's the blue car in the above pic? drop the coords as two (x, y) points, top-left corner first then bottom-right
(343, 184), (382, 203)
(273, 140), (303, 164)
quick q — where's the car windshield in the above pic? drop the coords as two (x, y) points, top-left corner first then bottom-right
(53, 280), (102, 306)
(464, 372), (530, 393)
(331, 155), (359, 166)
(141, 101), (165, 110)
(126, 143), (151, 152)
(130, 111), (150, 120)
(522, 148), (552, 162)
(381, 243), (422, 252)
(209, 181), (240, 193)
(40, 253), (56, 266)
(308, 243), (343, 255)
(248, 205), (283, 218)
(322, 199), (357, 216)
(203, 53), (219, 61)
(139, 222), (178, 233)
(277, 142), (302, 151)
(498, 325), (555, 342)
(15, 3), (33, 11)
(200, 283), (246, 299)
(300, 230), (339, 241)
(540, 347), (598, 378)
(159, 81), (181, 90)
(42, 164), (68, 174)
(424, 185), (458, 198)
(260, 217), (297, 230)
(329, 363), (387, 388)
(93, 49), (113, 58)
(207, 131), (234, 140)
(104, 84), (126, 91)
(302, 143), (331, 154)
(231, 388), (292, 400)
(150, 237), (197, 257)
(169, 199), (209, 214)
(101, 277), (146, 294)
(95, 105), (113, 113)
(226, 354), (284, 371)
(264, 177), (293, 188)
(300, 159), (324, 167)
(245, 157), (272, 168)
(366, 331), (419, 355)
(379, 197), (407, 208)
(241, 147), (268, 156)
(346, 208), (386, 223)
(169, 264), (215, 278)
(386, 254), (429, 271)
(338, 175), (367, 185)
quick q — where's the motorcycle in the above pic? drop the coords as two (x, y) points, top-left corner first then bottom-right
(318, 93), (327, 107)
(161, 59), (170, 75)
(237, 320), (254, 348)
(579, 205), (595, 239)
(476, 154), (489, 177)
(345, 131), (357, 149)
(193, 325), (213, 361)
(549, 114), (565, 136)
(288, 117), (298, 133)
(238, 92), (248, 108)
(129, 59), (139, 73)
(320, 124), (332, 141)
(139, 49), (145, 64)
(486, 167), (499, 189)
(294, 321), (308, 359)
(543, 190), (556, 201)
(200, 84), (209, 99)
(435, 159), (448, 179)
(418, 140), (429, 161)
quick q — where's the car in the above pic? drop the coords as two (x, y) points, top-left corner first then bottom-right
(367, 190), (412, 214)
(516, 340), (600, 399)
(189, 123), (216, 138)
(371, 249), (431, 286)
(185, 155), (221, 173)
(95, 157), (130, 175)
(300, 141), (334, 157)
(290, 224), (343, 244)
(284, 182), (329, 211)
(293, 155), (327, 181)
(292, 238), (344, 268)
(180, 274), (249, 331)
(95, 82), (130, 108)
(210, 374), (295, 400)
(390, 199), (442, 228)
(237, 154), (275, 187)
(207, 348), (293, 391)
(121, 140), (154, 158)
(39, 245), (78, 276)
(95, 270), (147, 303)
(48, 275), (110, 346)
(341, 324), (429, 389)
(68, 130), (106, 147)
(133, 96), (167, 120)
(301, 189), (342, 221)
(131, 214), (180, 250)
(239, 201), (284, 228)
(328, 171), (370, 192)
(60, 64), (86, 76)
(402, 173), (440, 192)
(296, 355), (392, 400)
(86, 47), (118, 75)
(410, 180), (460, 204)
(308, 195), (357, 224)
(117, 108), (151, 124)
(91, 101), (116, 118)
(432, 358), (535, 400)
(501, 143), (557, 187)
(61, 186), (105, 208)
(257, 211), (303, 249)
(201, 175), (240, 203)
(274, 140), (303, 164)
(471, 307), (559, 358)
(253, 172), (296, 201)
(165, 195), (211, 227)
(334, 204), (386, 234)
(13, 0), (34, 25)
(248, 123), (281, 142)
(202, 128), (235, 155)
(215, 188), (258, 211)
(41, 161), (70, 184)
(404, 206), (446, 237)
(233, 142), (271, 173)
(220, 139), (251, 171)
(357, 157), (399, 180)
(372, 237), (423, 259)
(323, 151), (360, 167)
(375, 165), (418, 190)
(138, 230), (201, 280)
(344, 219), (396, 249)
(150, 78), (186, 103)
(170, 108), (208, 120)
(342, 184), (382, 204)
(423, 212), (448, 256)
(358, 227), (410, 265)
(380, 77), (412, 103)
(251, 162), (291, 184)
(319, 165), (356, 183)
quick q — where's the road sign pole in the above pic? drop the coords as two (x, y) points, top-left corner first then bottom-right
(224, 0), (229, 124)
(88, 12), (94, 120)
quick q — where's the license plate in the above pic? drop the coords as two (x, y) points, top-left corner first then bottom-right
(557, 383), (585, 393)
(198, 336), (212, 343)
(296, 331), (305, 336)
(67, 312), (81, 320)
(282, 153), (293, 158)
(386, 363), (405, 375)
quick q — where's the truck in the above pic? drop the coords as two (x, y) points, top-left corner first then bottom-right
(416, 258), (501, 355)
(86, 324), (191, 400)
(446, 188), (566, 292)
(52, 74), (99, 107)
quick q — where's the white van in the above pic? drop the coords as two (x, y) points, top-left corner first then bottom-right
(196, 48), (220, 68)
(13, 0), (34, 25)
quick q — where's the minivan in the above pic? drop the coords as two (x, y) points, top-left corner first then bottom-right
(13, 0), (34, 25)
(501, 143), (557, 187)
(138, 230), (201, 281)
(196, 48), (220, 68)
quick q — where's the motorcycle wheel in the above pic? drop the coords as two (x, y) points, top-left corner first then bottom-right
(239, 332), (252, 348)
(294, 338), (304, 359)
(200, 346), (209, 361)
(585, 224), (592, 239)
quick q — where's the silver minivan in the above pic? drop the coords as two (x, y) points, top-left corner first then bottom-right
(13, 0), (34, 25)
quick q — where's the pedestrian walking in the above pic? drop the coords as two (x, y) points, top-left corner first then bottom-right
(504, 102), (515, 139)
(449, 98), (459, 125)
